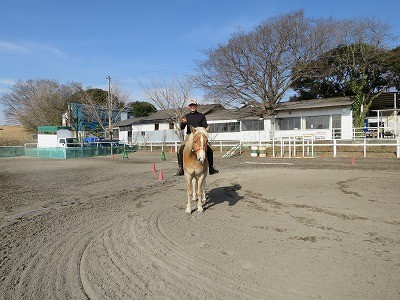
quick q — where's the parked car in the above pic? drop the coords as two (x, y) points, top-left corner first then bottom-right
(59, 138), (81, 147)
(84, 139), (125, 147)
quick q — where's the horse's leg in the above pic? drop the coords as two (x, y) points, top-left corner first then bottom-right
(201, 176), (207, 204)
(196, 175), (206, 213)
(192, 177), (197, 202)
(185, 174), (192, 214)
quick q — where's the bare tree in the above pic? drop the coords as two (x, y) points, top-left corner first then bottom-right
(142, 77), (194, 141)
(195, 10), (339, 112)
(0, 79), (81, 132)
(80, 80), (129, 139)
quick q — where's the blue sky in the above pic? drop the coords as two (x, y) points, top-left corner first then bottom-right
(1, 0), (400, 125)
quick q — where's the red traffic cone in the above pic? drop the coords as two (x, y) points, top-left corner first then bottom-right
(158, 169), (165, 181)
(351, 156), (355, 166)
(152, 163), (157, 173)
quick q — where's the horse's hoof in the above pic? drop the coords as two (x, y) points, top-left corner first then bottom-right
(197, 207), (203, 213)
(185, 208), (192, 214)
(201, 199), (207, 204)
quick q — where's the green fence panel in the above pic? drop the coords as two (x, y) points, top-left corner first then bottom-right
(0, 146), (25, 157)
(2, 145), (134, 159)
(25, 148), (66, 159)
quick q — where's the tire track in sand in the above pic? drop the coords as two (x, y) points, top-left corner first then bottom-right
(2, 176), (272, 299)
(79, 188), (272, 299)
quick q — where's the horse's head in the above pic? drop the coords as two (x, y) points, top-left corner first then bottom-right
(190, 126), (208, 163)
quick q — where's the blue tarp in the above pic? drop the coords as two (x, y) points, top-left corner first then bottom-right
(83, 136), (99, 143)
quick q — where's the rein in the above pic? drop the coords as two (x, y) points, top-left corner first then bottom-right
(192, 146), (207, 153)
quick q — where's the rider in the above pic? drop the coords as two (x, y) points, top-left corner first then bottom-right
(175, 100), (219, 176)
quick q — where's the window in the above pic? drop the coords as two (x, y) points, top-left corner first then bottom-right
(169, 123), (174, 129)
(304, 115), (330, 129)
(332, 114), (341, 128)
(275, 117), (301, 130)
(242, 119), (264, 131)
(154, 123), (159, 130)
(208, 122), (240, 133)
(119, 126), (130, 131)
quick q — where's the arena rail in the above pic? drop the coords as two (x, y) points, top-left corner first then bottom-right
(113, 138), (400, 159)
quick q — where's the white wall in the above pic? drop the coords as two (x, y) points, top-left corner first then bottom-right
(37, 129), (73, 148)
(117, 106), (354, 144)
(341, 109), (353, 139)
(119, 130), (129, 144)
(119, 123), (181, 144)
(207, 119), (271, 143)
(274, 106), (353, 140)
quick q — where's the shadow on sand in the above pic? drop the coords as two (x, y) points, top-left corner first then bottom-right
(204, 184), (243, 211)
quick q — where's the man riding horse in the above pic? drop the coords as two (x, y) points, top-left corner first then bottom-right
(175, 100), (219, 176)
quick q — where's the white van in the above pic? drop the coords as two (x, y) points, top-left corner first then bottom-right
(58, 138), (80, 147)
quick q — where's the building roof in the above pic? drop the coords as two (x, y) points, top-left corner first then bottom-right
(38, 126), (71, 133)
(370, 92), (400, 111)
(114, 104), (225, 127)
(207, 103), (265, 121)
(275, 97), (353, 111)
(114, 116), (145, 127)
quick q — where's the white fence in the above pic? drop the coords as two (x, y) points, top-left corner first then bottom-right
(269, 137), (400, 159)
(132, 136), (400, 159)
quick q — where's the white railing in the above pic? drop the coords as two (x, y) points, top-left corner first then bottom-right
(270, 138), (400, 158)
(128, 137), (400, 159)
(352, 126), (397, 140)
(327, 139), (399, 158)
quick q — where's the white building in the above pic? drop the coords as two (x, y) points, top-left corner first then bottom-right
(37, 126), (78, 148)
(115, 94), (399, 145)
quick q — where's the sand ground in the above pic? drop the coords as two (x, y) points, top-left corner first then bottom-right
(0, 152), (399, 299)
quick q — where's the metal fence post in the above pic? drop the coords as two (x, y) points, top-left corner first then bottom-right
(333, 139), (337, 158)
(363, 139), (367, 158)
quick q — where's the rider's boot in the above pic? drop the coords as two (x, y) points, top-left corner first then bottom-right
(174, 145), (184, 176)
(207, 145), (219, 175)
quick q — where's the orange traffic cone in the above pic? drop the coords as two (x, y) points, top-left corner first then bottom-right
(169, 146), (174, 153)
(152, 163), (157, 173)
(158, 169), (165, 182)
(351, 156), (355, 166)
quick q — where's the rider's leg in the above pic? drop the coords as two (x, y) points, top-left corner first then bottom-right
(174, 144), (185, 176)
(206, 145), (219, 175)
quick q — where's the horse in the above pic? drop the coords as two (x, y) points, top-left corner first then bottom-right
(183, 126), (209, 214)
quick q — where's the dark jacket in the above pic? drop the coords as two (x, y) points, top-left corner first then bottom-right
(180, 111), (208, 135)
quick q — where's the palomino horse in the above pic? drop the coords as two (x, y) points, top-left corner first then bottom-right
(183, 126), (208, 213)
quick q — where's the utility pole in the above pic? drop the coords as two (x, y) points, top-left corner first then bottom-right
(106, 75), (114, 157)
(106, 76), (112, 140)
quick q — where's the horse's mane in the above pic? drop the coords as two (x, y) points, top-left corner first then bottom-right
(195, 127), (208, 137)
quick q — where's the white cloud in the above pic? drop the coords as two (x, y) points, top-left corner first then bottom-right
(0, 40), (66, 58)
(0, 40), (28, 53)
(0, 78), (15, 86)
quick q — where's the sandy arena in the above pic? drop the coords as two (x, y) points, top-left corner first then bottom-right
(0, 152), (399, 299)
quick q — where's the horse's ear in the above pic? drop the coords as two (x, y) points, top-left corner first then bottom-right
(205, 126), (209, 132)
(190, 125), (196, 134)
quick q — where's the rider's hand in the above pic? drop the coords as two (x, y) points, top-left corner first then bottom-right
(181, 117), (187, 124)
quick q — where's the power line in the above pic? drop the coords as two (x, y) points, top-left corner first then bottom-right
(88, 66), (196, 87)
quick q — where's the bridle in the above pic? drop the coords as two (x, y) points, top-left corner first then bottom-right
(191, 133), (208, 153)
